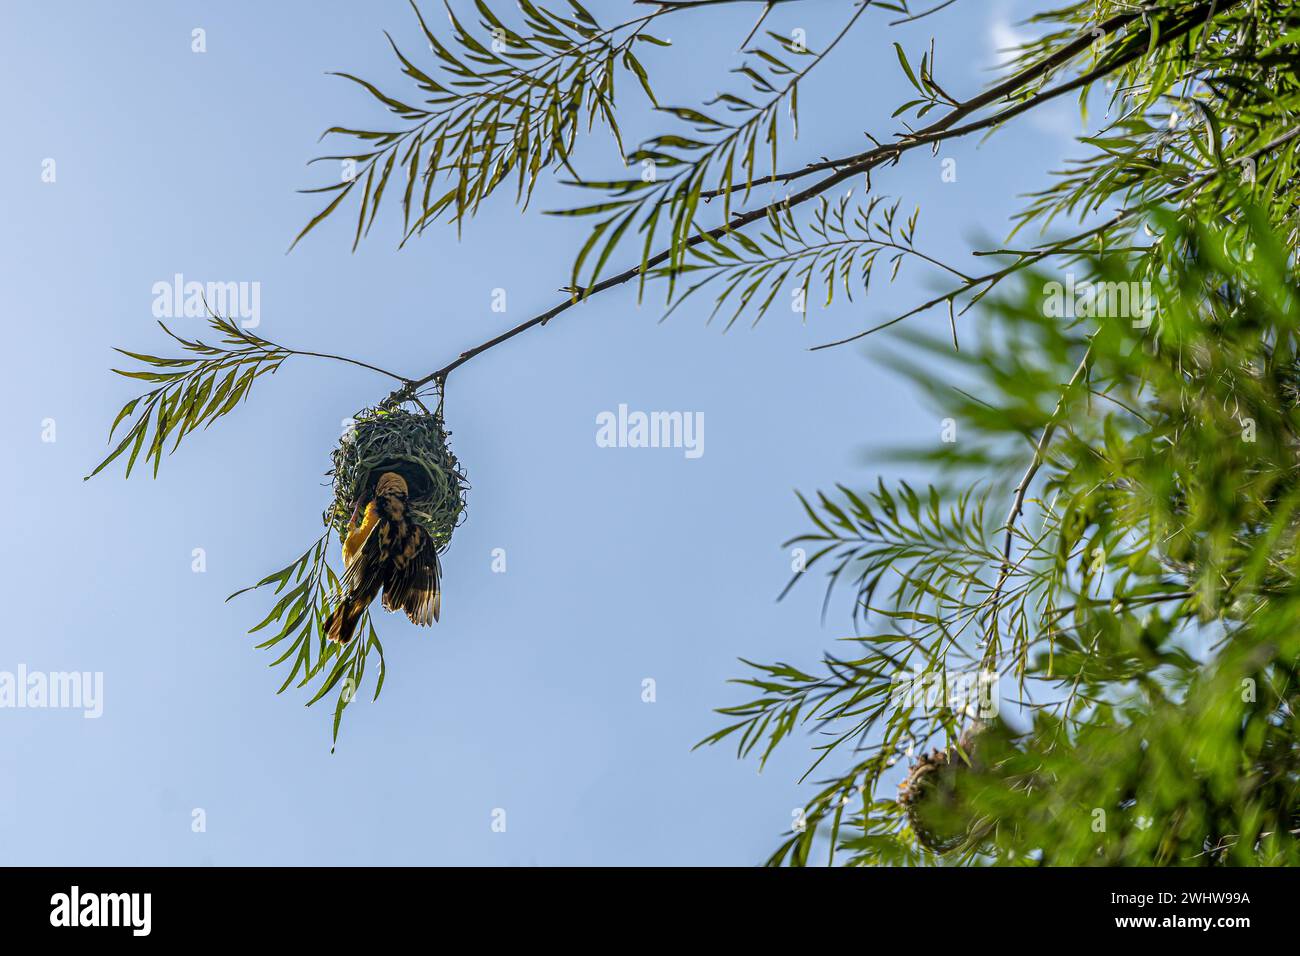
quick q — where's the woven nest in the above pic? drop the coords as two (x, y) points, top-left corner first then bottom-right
(898, 726), (984, 854)
(325, 404), (468, 551)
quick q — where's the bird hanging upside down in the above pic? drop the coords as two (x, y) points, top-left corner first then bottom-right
(324, 471), (441, 645)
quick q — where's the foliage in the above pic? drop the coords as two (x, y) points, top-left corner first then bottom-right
(555, 8), (864, 298)
(291, 0), (668, 249)
(89, 0), (1300, 809)
(86, 315), (290, 481)
(707, 212), (1300, 865)
(658, 194), (948, 330)
(227, 532), (386, 752)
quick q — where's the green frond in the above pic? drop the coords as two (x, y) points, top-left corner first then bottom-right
(292, 0), (667, 249)
(86, 314), (289, 481)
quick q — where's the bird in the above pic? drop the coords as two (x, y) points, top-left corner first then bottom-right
(324, 470), (441, 645)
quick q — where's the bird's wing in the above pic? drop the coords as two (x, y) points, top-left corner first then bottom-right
(381, 524), (442, 626)
(338, 511), (387, 610)
(343, 501), (380, 569)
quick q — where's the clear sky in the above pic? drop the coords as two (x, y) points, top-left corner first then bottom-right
(0, 0), (1069, 864)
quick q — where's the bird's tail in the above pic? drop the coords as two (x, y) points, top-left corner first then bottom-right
(324, 595), (365, 645)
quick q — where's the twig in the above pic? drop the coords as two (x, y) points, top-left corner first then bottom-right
(385, 2), (1234, 402)
(216, 299), (412, 384)
(812, 120), (1300, 351)
(987, 345), (1094, 629)
(698, 3), (1194, 200)
(890, 0), (960, 27)
(738, 1), (775, 50)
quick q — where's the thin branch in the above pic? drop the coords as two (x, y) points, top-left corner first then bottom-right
(385, 1), (1243, 401)
(738, 1), (775, 49)
(212, 298), (412, 383)
(890, 0), (960, 27)
(400, 125), (872, 395)
(637, 0), (804, 7)
(267, 343), (410, 384)
(987, 344), (1093, 633)
(699, 3), (1169, 200)
(812, 120), (1300, 351)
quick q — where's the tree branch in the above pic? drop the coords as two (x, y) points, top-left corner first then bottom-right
(812, 120), (1300, 351)
(385, 0), (1242, 405)
(982, 343), (1092, 657)
(699, 5), (1152, 200)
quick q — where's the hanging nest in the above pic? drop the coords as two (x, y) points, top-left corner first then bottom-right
(325, 403), (468, 551)
(897, 726), (984, 854)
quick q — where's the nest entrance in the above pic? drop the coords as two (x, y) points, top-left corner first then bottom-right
(327, 404), (468, 552)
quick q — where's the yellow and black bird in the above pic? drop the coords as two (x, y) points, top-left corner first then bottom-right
(324, 471), (441, 644)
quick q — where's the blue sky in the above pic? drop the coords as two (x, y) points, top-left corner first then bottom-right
(0, 0), (1071, 864)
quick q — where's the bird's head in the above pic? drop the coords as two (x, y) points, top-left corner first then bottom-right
(375, 471), (409, 519)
